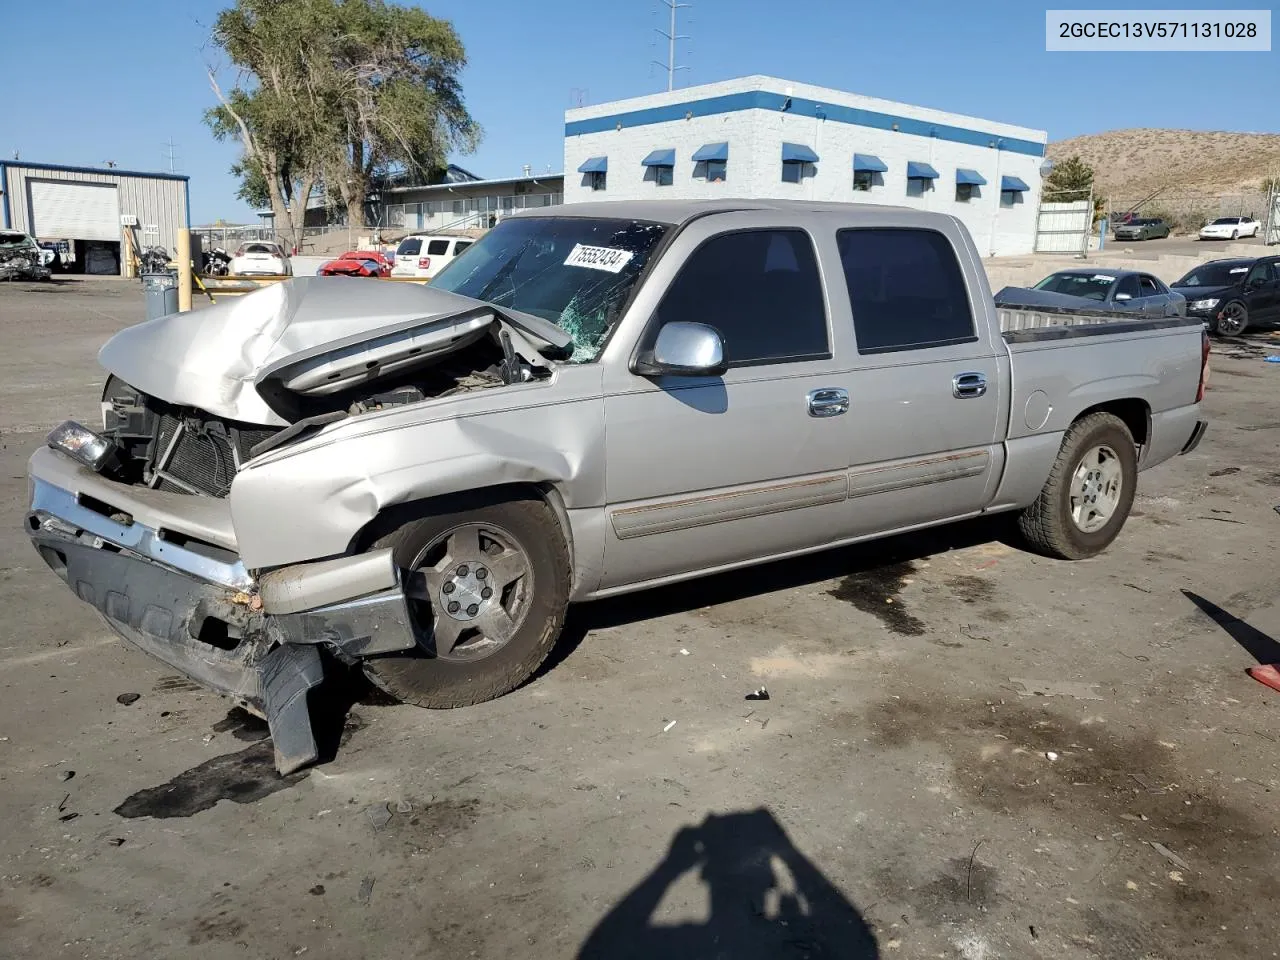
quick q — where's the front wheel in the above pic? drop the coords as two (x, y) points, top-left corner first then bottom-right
(1216, 300), (1249, 337)
(362, 493), (571, 708)
(1016, 413), (1138, 560)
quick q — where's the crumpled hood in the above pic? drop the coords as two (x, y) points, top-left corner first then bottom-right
(98, 277), (570, 426)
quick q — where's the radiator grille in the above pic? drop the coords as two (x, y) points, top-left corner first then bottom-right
(151, 411), (279, 498)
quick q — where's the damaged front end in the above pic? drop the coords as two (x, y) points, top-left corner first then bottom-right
(0, 238), (52, 281)
(26, 277), (573, 772)
(27, 445), (420, 773)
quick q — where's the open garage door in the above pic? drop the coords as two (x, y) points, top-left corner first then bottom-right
(28, 180), (120, 241)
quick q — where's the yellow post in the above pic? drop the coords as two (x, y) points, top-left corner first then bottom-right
(176, 229), (193, 312)
(121, 228), (135, 279)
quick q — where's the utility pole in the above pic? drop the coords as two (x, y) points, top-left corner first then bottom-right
(163, 139), (180, 174)
(652, 0), (690, 92)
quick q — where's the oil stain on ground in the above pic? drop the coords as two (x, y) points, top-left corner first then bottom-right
(113, 741), (305, 819)
(211, 707), (269, 742)
(862, 691), (1279, 957)
(827, 562), (925, 636)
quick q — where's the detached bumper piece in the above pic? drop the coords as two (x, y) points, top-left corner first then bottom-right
(27, 455), (417, 775)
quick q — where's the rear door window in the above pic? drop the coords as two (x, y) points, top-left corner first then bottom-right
(427, 239), (450, 256)
(654, 229), (829, 367)
(396, 238), (422, 256)
(836, 228), (976, 353)
(1138, 275), (1162, 296)
(1114, 276), (1141, 300)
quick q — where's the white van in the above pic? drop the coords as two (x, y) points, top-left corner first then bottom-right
(392, 235), (474, 279)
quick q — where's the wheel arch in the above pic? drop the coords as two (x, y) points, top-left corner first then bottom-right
(1070, 398), (1150, 450)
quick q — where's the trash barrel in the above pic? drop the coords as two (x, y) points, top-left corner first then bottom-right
(141, 271), (180, 321)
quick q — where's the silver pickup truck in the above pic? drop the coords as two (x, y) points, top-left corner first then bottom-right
(26, 200), (1210, 772)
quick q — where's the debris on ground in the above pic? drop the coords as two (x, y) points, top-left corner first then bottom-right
(1265, 356), (1280, 363)
(662, 720), (677, 733)
(745, 686), (770, 701)
(58, 792), (70, 812)
(1044, 751), (1059, 761)
(395, 799), (412, 814)
(679, 648), (690, 656)
(1246, 664), (1280, 694)
(58, 812), (78, 822)
(58, 770), (75, 782)
(356, 876), (375, 905)
(1149, 840), (1191, 871)
(366, 803), (392, 830)
(107, 838), (126, 847)
(115, 693), (141, 706)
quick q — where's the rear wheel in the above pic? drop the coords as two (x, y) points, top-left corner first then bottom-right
(1231, 230), (1239, 240)
(1017, 413), (1138, 560)
(362, 493), (571, 708)
(1217, 300), (1249, 337)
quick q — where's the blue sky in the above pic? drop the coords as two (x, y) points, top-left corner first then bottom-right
(3, 1), (1274, 223)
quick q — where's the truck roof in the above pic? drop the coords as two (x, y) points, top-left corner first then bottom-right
(511, 197), (921, 226)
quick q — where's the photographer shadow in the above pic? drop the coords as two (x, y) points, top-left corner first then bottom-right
(577, 808), (880, 959)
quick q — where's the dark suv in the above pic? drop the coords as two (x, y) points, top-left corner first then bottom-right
(1171, 256), (1280, 336)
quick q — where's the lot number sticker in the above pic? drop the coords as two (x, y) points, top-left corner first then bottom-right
(564, 243), (634, 273)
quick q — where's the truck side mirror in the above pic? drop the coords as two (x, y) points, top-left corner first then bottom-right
(633, 321), (728, 377)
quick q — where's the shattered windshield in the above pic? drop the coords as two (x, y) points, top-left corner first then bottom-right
(429, 216), (670, 362)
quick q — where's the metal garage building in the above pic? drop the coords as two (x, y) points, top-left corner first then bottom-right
(0, 161), (190, 275)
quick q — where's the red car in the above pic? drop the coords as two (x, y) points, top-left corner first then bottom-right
(317, 250), (393, 278)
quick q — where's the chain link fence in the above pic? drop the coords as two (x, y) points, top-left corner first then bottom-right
(1106, 193), (1269, 234)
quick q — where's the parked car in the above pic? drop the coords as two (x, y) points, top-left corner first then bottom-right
(26, 200), (1210, 773)
(341, 250), (393, 275)
(231, 240), (292, 277)
(995, 269), (1186, 317)
(392, 234), (474, 278)
(1199, 216), (1261, 241)
(318, 253), (391, 278)
(1171, 255), (1280, 336)
(1113, 218), (1170, 241)
(0, 230), (52, 280)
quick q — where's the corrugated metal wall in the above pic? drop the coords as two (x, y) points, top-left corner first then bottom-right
(3, 165), (188, 253)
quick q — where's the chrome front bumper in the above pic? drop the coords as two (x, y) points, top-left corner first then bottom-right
(26, 448), (418, 773)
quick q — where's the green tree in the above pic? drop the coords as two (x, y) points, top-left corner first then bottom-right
(206, 0), (479, 236)
(1045, 155), (1095, 202)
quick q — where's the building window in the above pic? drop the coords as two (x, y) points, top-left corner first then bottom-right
(705, 160), (727, 182)
(655, 166), (673, 187)
(589, 171), (607, 192)
(854, 171), (874, 192)
(956, 183), (975, 203)
(782, 162), (804, 184)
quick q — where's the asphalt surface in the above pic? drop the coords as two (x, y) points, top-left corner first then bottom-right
(1100, 233), (1268, 260)
(2, 277), (1279, 960)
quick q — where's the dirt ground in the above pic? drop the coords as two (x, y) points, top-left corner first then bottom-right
(1, 277), (1278, 960)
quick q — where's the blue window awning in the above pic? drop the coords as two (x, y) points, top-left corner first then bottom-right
(577, 156), (608, 174)
(852, 153), (888, 173)
(782, 142), (820, 164)
(956, 168), (987, 186)
(1001, 175), (1030, 192)
(907, 161), (939, 180)
(692, 141), (728, 163)
(641, 149), (675, 167)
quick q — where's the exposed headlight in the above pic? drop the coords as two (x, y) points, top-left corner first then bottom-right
(1189, 298), (1220, 311)
(47, 421), (117, 472)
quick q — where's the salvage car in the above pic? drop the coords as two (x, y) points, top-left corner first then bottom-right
(0, 230), (52, 281)
(25, 200), (1210, 773)
(1199, 216), (1261, 241)
(1113, 217), (1170, 241)
(318, 251), (392, 278)
(1171, 256), (1280, 336)
(995, 269), (1186, 317)
(231, 240), (292, 277)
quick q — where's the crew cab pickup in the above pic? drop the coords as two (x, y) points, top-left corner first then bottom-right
(26, 200), (1210, 773)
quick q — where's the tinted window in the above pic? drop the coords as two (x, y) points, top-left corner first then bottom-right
(1175, 261), (1252, 286)
(1114, 276), (1141, 299)
(655, 229), (828, 366)
(1212, 218), (1238, 225)
(427, 239), (450, 256)
(1034, 273), (1114, 300)
(1246, 261), (1275, 285)
(837, 229), (975, 353)
(1139, 275), (1161, 295)
(245, 243), (273, 254)
(454, 241), (472, 254)
(397, 238), (422, 256)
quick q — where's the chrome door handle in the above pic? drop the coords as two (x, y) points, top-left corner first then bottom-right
(807, 387), (849, 418)
(952, 372), (987, 398)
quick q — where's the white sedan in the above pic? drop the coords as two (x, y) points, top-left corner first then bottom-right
(1199, 216), (1261, 240)
(231, 240), (293, 276)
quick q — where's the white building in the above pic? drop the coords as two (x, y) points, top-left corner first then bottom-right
(564, 76), (1049, 257)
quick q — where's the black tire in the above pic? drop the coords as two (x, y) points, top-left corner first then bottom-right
(1216, 300), (1249, 337)
(1016, 412), (1138, 561)
(1231, 230), (1239, 240)
(361, 492), (570, 708)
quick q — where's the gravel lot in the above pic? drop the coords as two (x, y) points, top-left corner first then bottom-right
(2, 277), (1279, 960)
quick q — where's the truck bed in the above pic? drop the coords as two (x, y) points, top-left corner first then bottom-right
(998, 303), (1205, 343)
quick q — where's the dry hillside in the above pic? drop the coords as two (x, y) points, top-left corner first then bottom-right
(1047, 128), (1280, 199)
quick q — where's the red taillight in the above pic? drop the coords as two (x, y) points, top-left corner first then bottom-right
(418, 257), (431, 270)
(1196, 329), (1211, 402)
